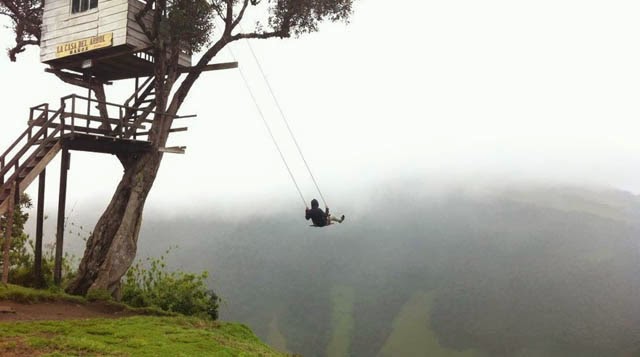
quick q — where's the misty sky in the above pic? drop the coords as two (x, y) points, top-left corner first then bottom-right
(1, 0), (639, 219)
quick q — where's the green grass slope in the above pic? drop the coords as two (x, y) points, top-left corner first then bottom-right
(1, 316), (286, 356)
(379, 291), (477, 357)
(0, 285), (286, 356)
(326, 285), (355, 357)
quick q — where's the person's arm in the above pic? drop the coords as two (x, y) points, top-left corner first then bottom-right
(325, 207), (330, 217)
(305, 207), (311, 220)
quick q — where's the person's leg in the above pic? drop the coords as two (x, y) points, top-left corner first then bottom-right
(329, 214), (345, 223)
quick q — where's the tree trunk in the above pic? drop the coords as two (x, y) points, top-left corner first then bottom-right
(66, 150), (162, 296)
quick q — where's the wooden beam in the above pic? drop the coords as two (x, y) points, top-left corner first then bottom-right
(178, 62), (239, 74)
(1, 183), (16, 284)
(169, 127), (188, 133)
(54, 149), (70, 286)
(158, 146), (186, 154)
(34, 170), (45, 288)
(59, 112), (149, 127)
(44, 68), (113, 86)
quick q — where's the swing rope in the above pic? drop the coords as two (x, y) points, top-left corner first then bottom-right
(228, 46), (308, 208)
(242, 38), (329, 209)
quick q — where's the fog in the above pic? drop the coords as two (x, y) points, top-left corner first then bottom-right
(121, 183), (640, 356)
(25, 180), (640, 355)
(3, 0), (640, 355)
(2, 0), (640, 215)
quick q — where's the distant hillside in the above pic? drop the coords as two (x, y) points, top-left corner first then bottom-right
(136, 184), (640, 356)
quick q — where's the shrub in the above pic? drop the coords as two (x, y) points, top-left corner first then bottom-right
(121, 248), (219, 320)
(1, 193), (78, 288)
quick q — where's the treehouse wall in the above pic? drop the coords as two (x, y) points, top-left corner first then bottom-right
(40, 0), (190, 68)
(40, 0), (130, 63)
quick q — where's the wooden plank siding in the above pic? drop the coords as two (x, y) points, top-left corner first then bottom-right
(41, 0), (191, 69)
(41, 0), (128, 62)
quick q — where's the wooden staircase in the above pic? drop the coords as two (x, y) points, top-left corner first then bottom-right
(0, 80), (162, 217)
(0, 107), (64, 217)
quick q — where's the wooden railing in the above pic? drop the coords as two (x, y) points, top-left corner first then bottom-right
(0, 105), (63, 188)
(0, 92), (191, 189)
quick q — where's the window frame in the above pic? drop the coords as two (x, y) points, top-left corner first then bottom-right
(71, 0), (98, 15)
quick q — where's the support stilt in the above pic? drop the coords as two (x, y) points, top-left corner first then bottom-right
(54, 149), (70, 285)
(35, 169), (46, 288)
(2, 183), (17, 284)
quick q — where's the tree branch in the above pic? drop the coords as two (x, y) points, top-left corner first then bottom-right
(1, 0), (42, 61)
(167, 25), (290, 125)
(224, 0), (233, 32)
(231, 0), (249, 30)
(134, 0), (156, 42)
(211, 3), (226, 24)
(230, 29), (290, 41)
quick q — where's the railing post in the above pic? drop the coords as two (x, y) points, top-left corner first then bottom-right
(119, 107), (124, 138)
(60, 99), (66, 136)
(71, 95), (76, 134)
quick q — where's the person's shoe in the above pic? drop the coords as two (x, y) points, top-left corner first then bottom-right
(340, 215), (345, 223)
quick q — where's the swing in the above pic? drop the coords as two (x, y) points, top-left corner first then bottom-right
(232, 42), (345, 227)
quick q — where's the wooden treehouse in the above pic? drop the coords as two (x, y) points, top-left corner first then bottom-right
(0, 0), (236, 285)
(41, 0), (191, 79)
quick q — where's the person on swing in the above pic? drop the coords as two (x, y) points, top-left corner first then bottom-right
(305, 198), (345, 227)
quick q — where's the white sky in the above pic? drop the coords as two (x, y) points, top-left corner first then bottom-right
(1, 0), (640, 220)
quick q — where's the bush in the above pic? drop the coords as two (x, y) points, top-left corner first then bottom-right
(1, 193), (78, 288)
(121, 248), (219, 320)
(86, 288), (113, 302)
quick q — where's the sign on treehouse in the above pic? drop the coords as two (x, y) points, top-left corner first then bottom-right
(55, 33), (113, 59)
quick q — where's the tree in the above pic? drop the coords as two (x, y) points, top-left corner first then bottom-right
(0, 194), (33, 282)
(1, 0), (354, 296)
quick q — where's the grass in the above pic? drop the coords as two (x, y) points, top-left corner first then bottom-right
(266, 314), (289, 353)
(326, 285), (355, 357)
(0, 283), (174, 316)
(379, 291), (478, 357)
(0, 284), (85, 304)
(0, 316), (287, 356)
(1, 284), (286, 355)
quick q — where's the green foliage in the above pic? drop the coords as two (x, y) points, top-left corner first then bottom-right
(0, 193), (32, 275)
(10, 242), (77, 288)
(0, 283), (85, 304)
(0, 316), (286, 356)
(0, 193), (79, 288)
(86, 288), (113, 302)
(121, 247), (220, 320)
(268, 0), (353, 36)
(165, 0), (215, 54)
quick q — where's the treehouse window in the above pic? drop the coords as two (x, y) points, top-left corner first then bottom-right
(71, 0), (97, 14)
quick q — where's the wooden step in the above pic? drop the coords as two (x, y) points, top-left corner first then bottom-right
(0, 141), (61, 217)
(0, 189), (10, 202)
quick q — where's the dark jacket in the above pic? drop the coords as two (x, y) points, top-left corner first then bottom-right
(306, 207), (329, 227)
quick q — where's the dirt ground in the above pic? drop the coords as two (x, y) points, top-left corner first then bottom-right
(0, 300), (137, 321)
